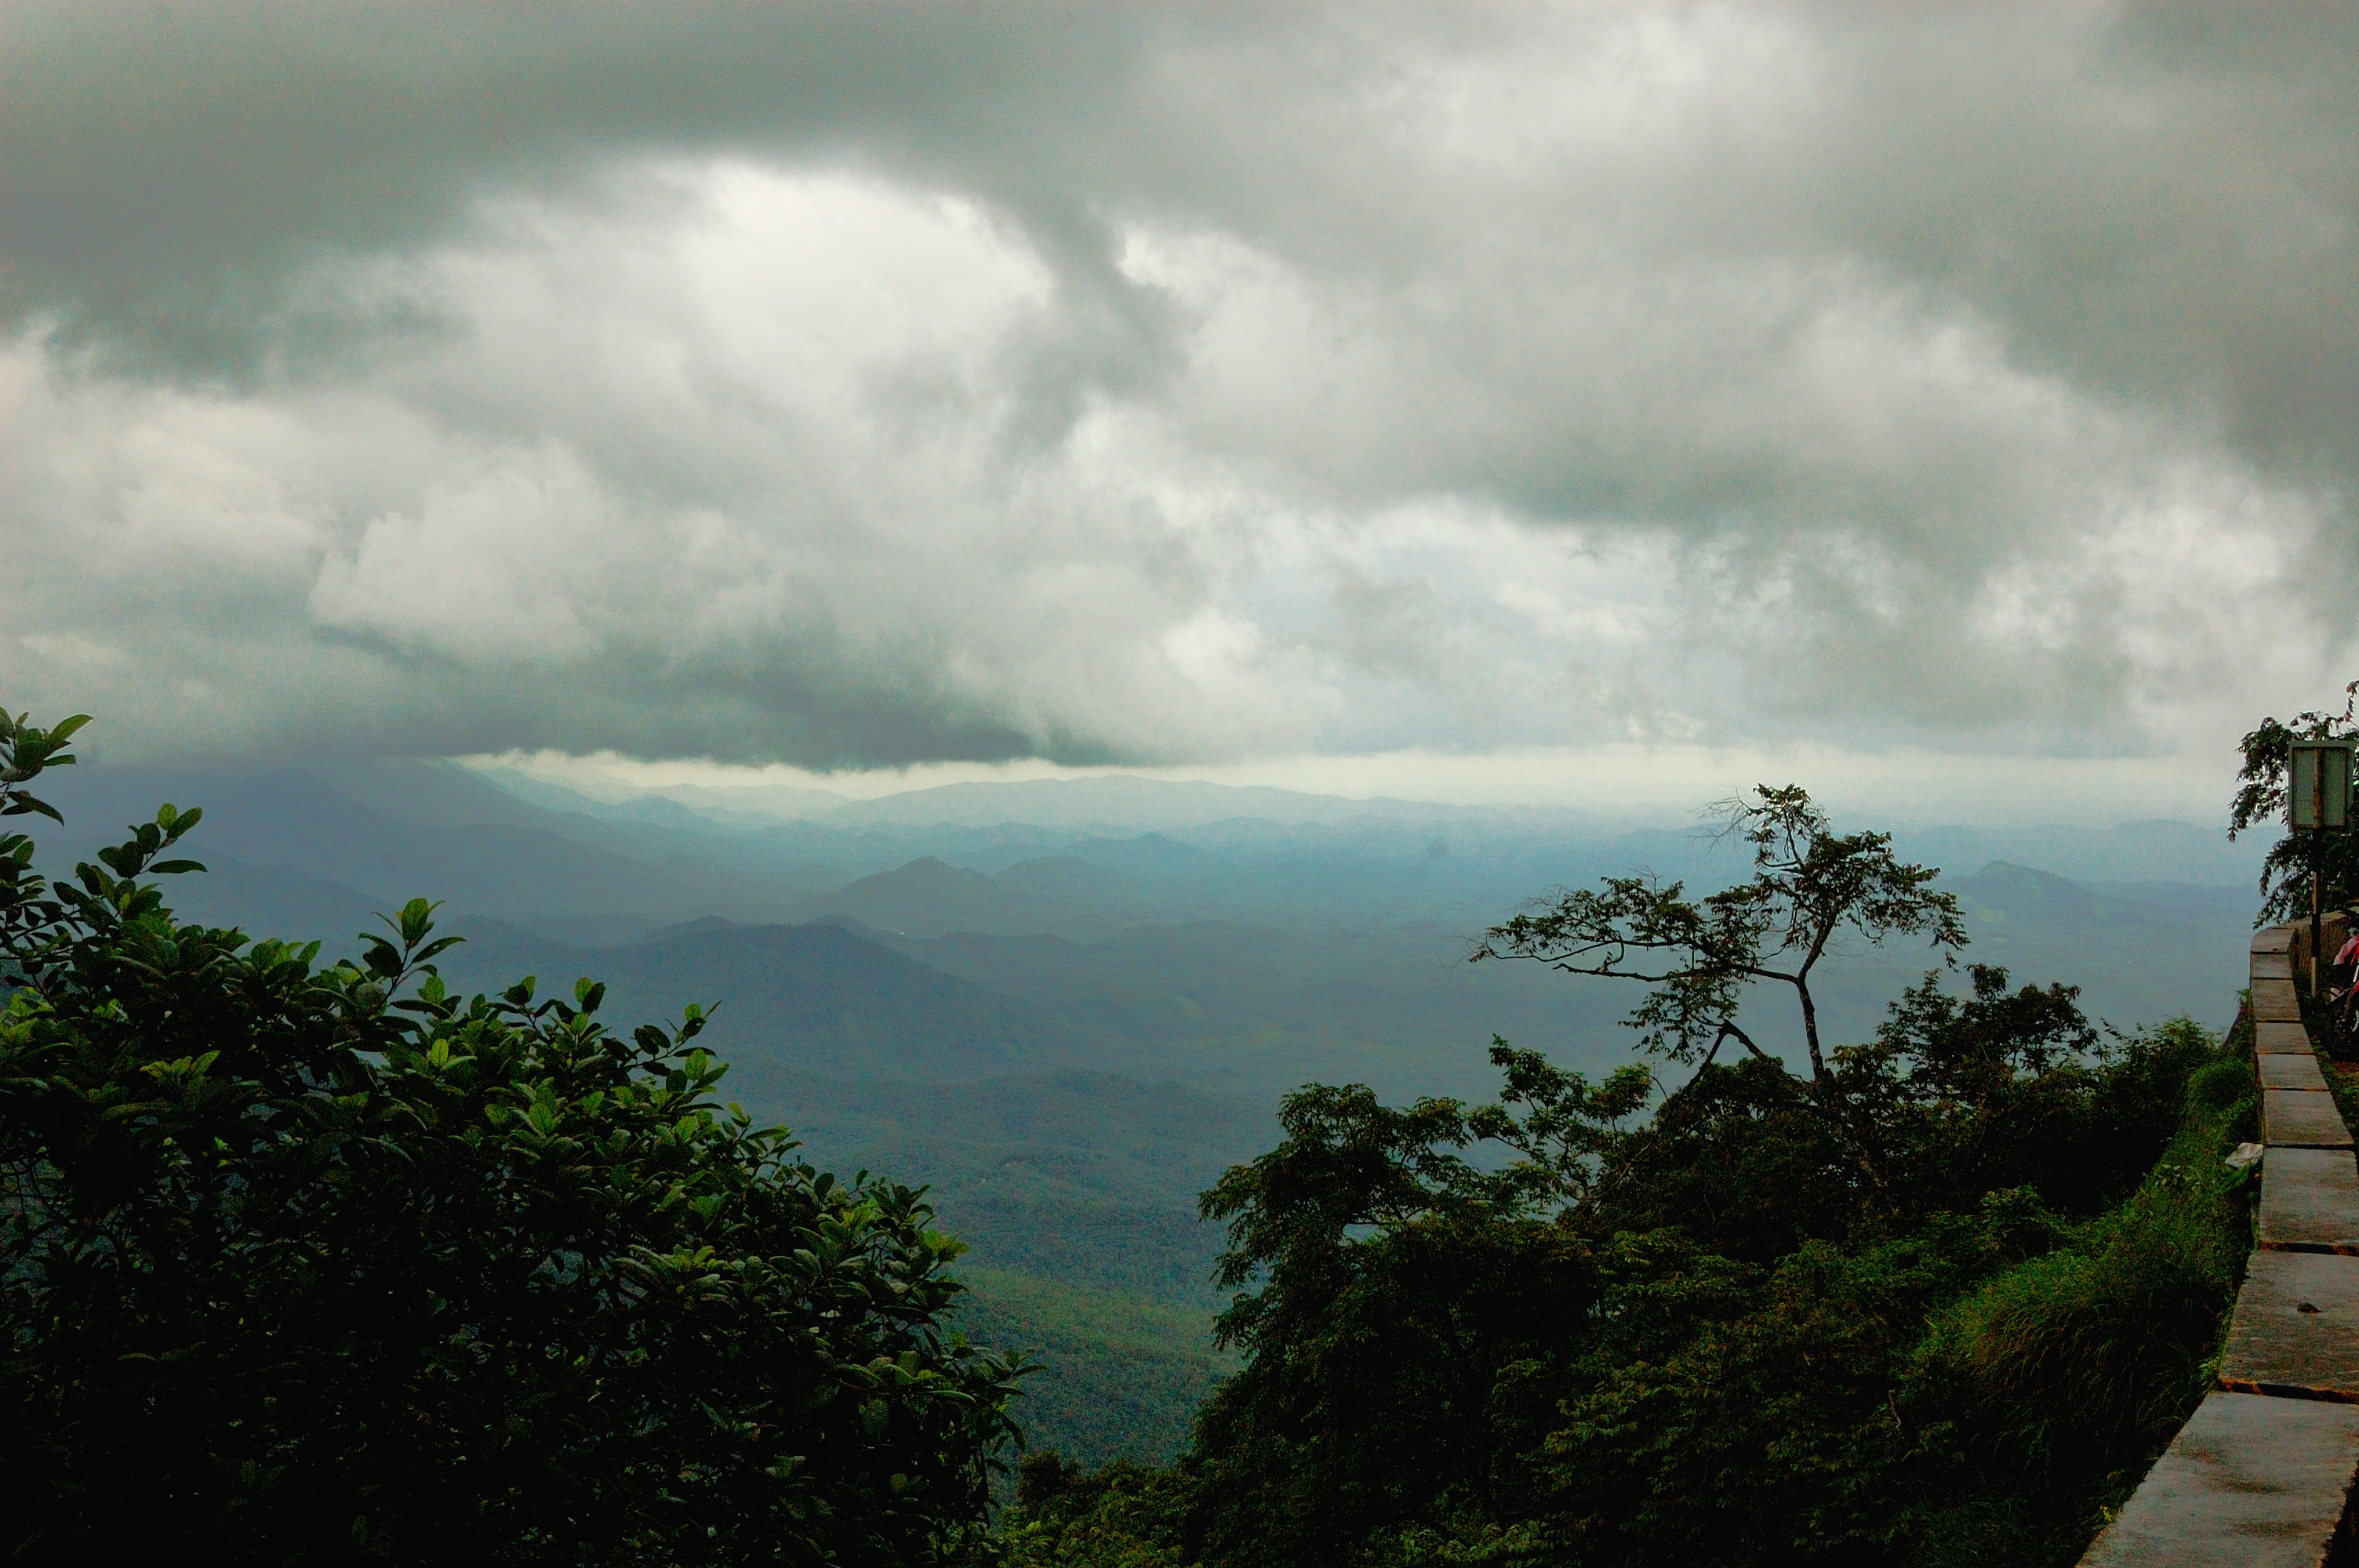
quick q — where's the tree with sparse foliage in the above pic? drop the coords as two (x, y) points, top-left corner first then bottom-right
(1470, 783), (1965, 1187)
(1472, 785), (1965, 1081)
(0, 710), (1022, 1564)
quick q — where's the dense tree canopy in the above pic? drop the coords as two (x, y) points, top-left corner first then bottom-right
(1173, 1006), (2237, 1568)
(0, 712), (1021, 1563)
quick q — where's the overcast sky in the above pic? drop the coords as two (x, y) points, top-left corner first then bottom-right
(5, 2), (2357, 817)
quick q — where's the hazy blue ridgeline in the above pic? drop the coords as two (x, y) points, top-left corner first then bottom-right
(17, 757), (2267, 1464)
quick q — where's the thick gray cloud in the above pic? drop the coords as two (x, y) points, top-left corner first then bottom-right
(4, 2), (2356, 768)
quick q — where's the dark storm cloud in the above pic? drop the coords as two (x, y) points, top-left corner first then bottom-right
(4, 2), (2355, 766)
(2, 4), (1167, 372)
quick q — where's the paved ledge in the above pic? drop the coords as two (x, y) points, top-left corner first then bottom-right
(2255, 978), (2306, 1023)
(2269, 1090), (2357, 1150)
(2221, 1250), (2359, 1401)
(2079, 1391), (2359, 1567)
(2263, 1149), (2359, 1256)
(2267, 1054), (2336, 1094)
(2261, 1020), (2317, 1054)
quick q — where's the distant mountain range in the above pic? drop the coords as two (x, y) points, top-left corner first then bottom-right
(27, 756), (2269, 1100)
(467, 761), (2277, 887)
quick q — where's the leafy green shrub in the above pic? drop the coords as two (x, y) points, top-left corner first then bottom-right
(0, 713), (1021, 1563)
(2183, 1054), (2255, 1116)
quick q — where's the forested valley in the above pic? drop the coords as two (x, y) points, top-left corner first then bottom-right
(4, 714), (2270, 1562)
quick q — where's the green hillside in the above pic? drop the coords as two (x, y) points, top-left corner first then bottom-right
(952, 1267), (1232, 1467)
(728, 1069), (1264, 1303)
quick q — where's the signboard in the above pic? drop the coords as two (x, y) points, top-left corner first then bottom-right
(2289, 739), (2356, 830)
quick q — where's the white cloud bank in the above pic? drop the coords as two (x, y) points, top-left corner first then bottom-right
(4, 2), (2356, 812)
